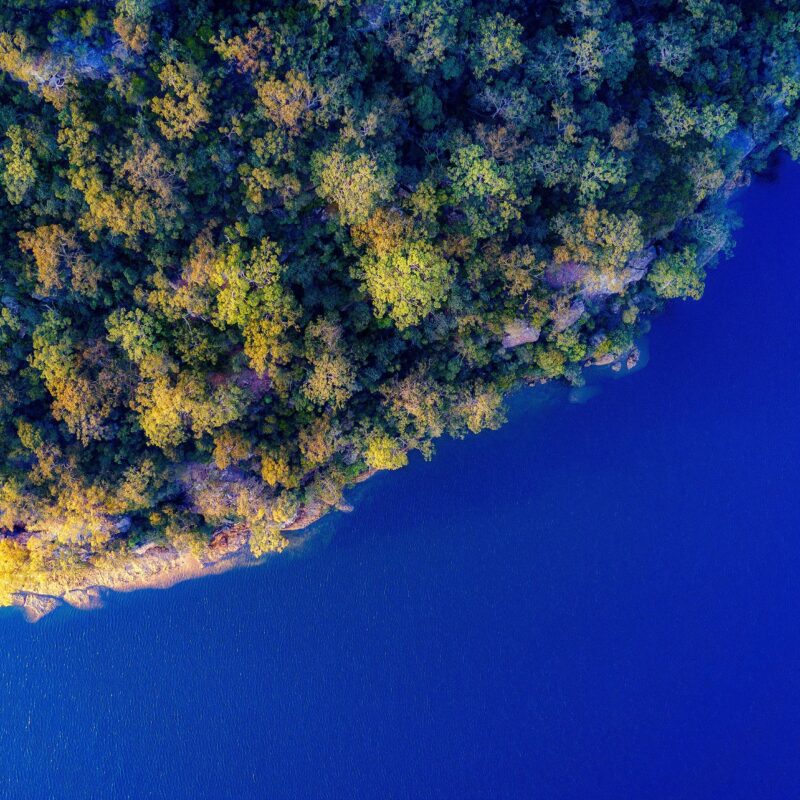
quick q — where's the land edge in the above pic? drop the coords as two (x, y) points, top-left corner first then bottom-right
(4, 144), (777, 622)
(9, 348), (643, 623)
(8, 470), (374, 622)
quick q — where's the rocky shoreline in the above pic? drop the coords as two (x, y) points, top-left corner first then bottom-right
(9, 525), (258, 621)
(5, 471), (370, 621)
(0, 137), (776, 623)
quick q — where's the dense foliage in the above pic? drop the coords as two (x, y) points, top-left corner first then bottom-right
(1, 0), (799, 602)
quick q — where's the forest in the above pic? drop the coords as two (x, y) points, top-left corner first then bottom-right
(1, 0), (799, 609)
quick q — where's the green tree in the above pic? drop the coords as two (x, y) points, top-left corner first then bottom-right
(363, 430), (408, 471)
(469, 12), (525, 79)
(311, 146), (396, 226)
(1, 125), (36, 205)
(361, 240), (453, 329)
(648, 246), (705, 300)
(447, 143), (522, 238)
(151, 56), (211, 141)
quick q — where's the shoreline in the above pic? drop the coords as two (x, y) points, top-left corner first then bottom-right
(12, 532), (275, 622)
(6, 474), (363, 622)
(2, 154), (776, 622)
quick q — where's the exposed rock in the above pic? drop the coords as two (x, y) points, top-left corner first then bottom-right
(235, 368), (272, 398)
(64, 587), (103, 611)
(282, 498), (328, 531)
(580, 247), (656, 300)
(114, 516), (132, 535)
(553, 299), (585, 333)
(132, 541), (171, 556)
(723, 128), (756, 161)
(591, 345), (639, 370)
(502, 320), (540, 348)
(627, 246), (657, 279)
(14, 593), (62, 623)
(208, 368), (271, 399)
(545, 261), (588, 289)
(208, 525), (249, 557)
(592, 352), (618, 366)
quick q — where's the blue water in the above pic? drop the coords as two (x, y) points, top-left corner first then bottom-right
(2, 158), (800, 800)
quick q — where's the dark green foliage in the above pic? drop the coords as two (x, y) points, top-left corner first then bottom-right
(0, 0), (797, 557)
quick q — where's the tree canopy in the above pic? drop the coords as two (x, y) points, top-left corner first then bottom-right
(0, 0), (798, 606)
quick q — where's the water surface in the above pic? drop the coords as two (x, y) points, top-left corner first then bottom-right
(2, 158), (800, 800)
